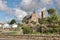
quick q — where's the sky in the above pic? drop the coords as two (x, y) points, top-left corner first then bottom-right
(0, 0), (59, 23)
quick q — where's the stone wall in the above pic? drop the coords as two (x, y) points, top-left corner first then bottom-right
(0, 34), (60, 40)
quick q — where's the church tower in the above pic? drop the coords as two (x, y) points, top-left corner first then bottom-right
(31, 11), (38, 23)
(41, 8), (46, 19)
(41, 11), (46, 19)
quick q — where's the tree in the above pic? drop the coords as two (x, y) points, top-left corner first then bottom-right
(47, 15), (58, 23)
(38, 18), (47, 24)
(47, 8), (58, 23)
(47, 8), (56, 15)
(9, 19), (16, 25)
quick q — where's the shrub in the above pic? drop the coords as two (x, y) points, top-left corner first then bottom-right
(22, 26), (32, 34)
(44, 28), (53, 34)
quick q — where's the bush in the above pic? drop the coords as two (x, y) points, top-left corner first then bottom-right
(44, 28), (53, 34)
(38, 18), (47, 24)
(22, 26), (32, 34)
(52, 25), (60, 33)
(43, 25), (60, 34)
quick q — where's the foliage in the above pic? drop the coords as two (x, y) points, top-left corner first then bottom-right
(38, 18), (47, 24)
(21, 8), (60, 34)
(9, 19), (16, 25)
(22, 19), (27, 23)
(43, 25), (60, 34)
(47, 8), (56, 15)
(31, 21), (36, 24)
(22, 26), (32, 34)
(44, 28), (53, 34)
(47, 8), (58, 23)
(52, 25), (60, 33)
(47, 15), (58, 23)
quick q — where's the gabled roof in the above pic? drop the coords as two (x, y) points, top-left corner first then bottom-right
(23, 14), (32, 20)
(23, 11), (37, 20)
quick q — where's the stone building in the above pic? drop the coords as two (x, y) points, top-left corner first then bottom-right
(22, 10), (46, 32)
(29, 11), (38, 24)
(23, 9), (46, 27)
(23, 11), (39, 27)
(41, 11), (46, 19)
(41, 8), (46, 19)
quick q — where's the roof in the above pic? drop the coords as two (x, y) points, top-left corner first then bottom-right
(23, 14), (32, 20)
(23, 11), (38, 20)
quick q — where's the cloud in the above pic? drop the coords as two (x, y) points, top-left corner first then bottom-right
(20, 0), (53, 12)
(0, 0), (13, 14)
(21, 0), (32, 5)
(0, 0), (8, 12)
(40, 0), (53, 5)
(13, 8), (27, 20)
(3, 0), (54, 20)
(55, 0), (60, 15)
(20, 0), (38, 11)
(0, 0), (55, 22)
(0, 0), (27, 21)
(56, 0), (60, 9)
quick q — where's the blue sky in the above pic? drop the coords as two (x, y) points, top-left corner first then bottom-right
(5, 0), (21, 8)
(0, 0), (59, 23)
(0, 0), (22, 23)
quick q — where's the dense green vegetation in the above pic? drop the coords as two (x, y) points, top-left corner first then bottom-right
(21, 8), (60, 34)
(38, 8), (60, 34)
(22, 26), (32, 34)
